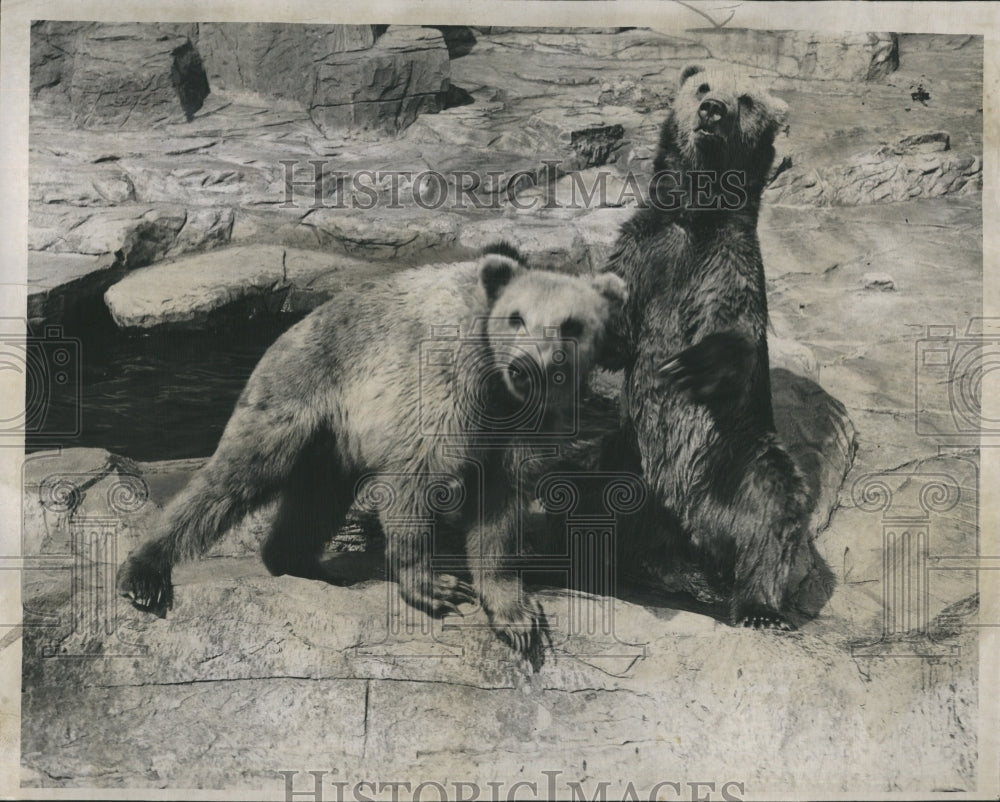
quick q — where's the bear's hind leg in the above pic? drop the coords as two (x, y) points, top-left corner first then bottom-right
(117, 395), (322, 615)
(723, 438), (811, 630)
(261, 432), (355, 580)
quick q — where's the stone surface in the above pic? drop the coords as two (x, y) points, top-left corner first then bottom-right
(19, 25), (986, 793)
(759, 197), (981, 472)
(767, 136), (982, 206)
(18, 435), (979, 793)
(29, 21), (95, 104)
(197, 22), (377, 99)
(102, 245), (390, 329)
(27, 252), (120, 326)
(312, 27), (450, 134)
(198, 23), (449, 135)
(688, 28), (899, 81)
(28, 27), (982, 329)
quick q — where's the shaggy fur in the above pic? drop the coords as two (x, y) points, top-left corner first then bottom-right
(605, 65), (810, 629)
(117, 244), (627, 667)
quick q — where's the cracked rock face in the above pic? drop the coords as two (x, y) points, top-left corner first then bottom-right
(767, 136), (982, 206)
(66, 25), (208, 129)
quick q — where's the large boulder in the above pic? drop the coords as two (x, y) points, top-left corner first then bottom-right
(33, 22), (449, 135)
(310, 27), (450, 134)
(29, 21), (94, 102)
(197, 24), (449, 134)
(65, 23), (208, 127)
(28, 206), (235, 325)
(102, 245), (393, 330)
(196, 23), (378, 101)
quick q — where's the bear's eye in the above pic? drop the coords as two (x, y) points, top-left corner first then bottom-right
(560, 318), (584, 340)
(508, 311), (524, 328)
(739, 94), (754, 110)
(697, 83), (711, 96)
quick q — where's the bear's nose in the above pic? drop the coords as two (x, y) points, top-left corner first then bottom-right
(698, 98), (728, 126)
(506, 353), (537, 395)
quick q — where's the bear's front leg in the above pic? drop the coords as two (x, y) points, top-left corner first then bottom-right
(466, 504), (549, 670)
(656, 330), (756, 404)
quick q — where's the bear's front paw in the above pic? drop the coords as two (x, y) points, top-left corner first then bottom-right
(657, 331), (755, 403)
(488, 596), (551, 671)
(116, 557), (173, 617)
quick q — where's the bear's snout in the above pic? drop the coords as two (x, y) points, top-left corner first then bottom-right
(697, 98), (728, 130)
(503, 349), (574, 404)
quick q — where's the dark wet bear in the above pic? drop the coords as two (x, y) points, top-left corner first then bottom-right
(605, 64), (810, 629)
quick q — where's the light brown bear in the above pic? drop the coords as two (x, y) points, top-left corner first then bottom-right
(604, 64), (810, 630)
(117, 243), (627, 667)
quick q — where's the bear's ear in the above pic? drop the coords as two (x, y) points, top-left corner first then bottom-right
(481, 240), (527, 266)
(590, 273), (628, 309)
(768, 95), (790, 127)
(479, 254), (524, 304)
(679, 64), (704, 87)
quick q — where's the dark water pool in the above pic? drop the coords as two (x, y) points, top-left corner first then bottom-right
(26, 315), (301, 462)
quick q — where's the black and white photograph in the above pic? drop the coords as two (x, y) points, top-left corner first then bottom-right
(1, 1), (997, 799)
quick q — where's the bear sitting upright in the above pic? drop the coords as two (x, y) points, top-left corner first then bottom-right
(117, 243), (627, 667)
(604, 64), (810, 629)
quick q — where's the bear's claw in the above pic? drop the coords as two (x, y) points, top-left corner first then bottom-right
(490, 597), (551, 672)
(737, 612), (794, 631)
(399, 573), (478, 618)
(116, 558), (173, 618)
